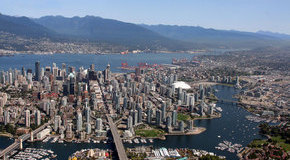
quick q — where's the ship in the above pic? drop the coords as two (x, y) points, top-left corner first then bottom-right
(120, 50), (129, 55)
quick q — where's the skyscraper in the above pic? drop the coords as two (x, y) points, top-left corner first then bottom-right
(86, 123), (91, 134)
(104, 64), (111, 82)
(127, 115), (133, 129)
(35, 61), (41, 81)
(54, 115), (61, 132)
(35, 110), (41, 126)
(123, 97), (128, 110)
(166, 116), (172, 129)
(161, 101), (166, 122)
(179, 121), (184, 132)
(156, 109), (162, 126)
(172, 110), (177, 126)
(147, 108), (152, 124)
(25, 110), (30, 127)
(188, 120), (194, 131)
(96, 118), (102, 131)
(4, 110), (9, 125)
(77, 111), (83, 132)
(133, 110), (138, 125)
(85, 106), (91, 123)
(137, 106), (142, 123)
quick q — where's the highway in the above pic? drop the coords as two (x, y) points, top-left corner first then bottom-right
(106, 114), (128, 160)
(0, 121), (51, 159)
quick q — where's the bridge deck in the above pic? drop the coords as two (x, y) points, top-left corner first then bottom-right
(107, 115), (128, 160)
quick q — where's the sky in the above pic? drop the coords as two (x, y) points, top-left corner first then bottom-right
(1, 0), (290, 34)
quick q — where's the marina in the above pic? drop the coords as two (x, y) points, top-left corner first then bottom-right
(245, 115), (278, 123)
(10, 148), (57, 160)
(215, 141), (243, 153)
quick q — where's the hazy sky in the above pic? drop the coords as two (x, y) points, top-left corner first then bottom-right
(1, 0), (290, 34)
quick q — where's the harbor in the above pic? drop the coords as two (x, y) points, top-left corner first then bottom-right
(245, 115), (278, 123)
(215, 140), (243, 153)
(10, 148), (56, 160)
(127, 147), (226, 159)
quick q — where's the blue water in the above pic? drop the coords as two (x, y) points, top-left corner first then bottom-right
(0, 52), (217, 72)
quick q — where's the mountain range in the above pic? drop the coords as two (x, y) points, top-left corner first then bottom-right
(140, 24), (290, 48)
(0, 14), (289, 53)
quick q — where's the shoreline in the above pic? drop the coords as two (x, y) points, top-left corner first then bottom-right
(193, 114), (222, 121)
(0, 132), (14, 138)
(165, 127), (206, 136)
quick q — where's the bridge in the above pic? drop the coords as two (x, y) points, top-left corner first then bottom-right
(106, 114), (128, 160)
(97, 78), (128, 160)
(0, 121), (51, 159)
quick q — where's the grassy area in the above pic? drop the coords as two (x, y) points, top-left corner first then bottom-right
(248, 139), (267, 147)
(177, 113), (190, 121)
(271, 136), (290, 151)
(248, 137), (290, 152)
(135, 129), (165, 138)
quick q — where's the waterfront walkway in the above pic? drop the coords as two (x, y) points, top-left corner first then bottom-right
(106, 114), (128, 160)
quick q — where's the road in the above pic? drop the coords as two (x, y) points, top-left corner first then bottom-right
(97, 78), (128, 160)
(106, 114), (128, 160)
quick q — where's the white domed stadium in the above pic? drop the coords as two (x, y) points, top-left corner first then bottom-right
(172, 81), (191, 90)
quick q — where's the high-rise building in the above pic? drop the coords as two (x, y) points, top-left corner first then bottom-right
(35, 110), (41, 126)
(179, 121), (184, 132)
(96, 118), (102, 131)
(25, 110), (30, 127)
(209, 103), (215, 115)
(147, 108), (152, 124)
(127, 115), (133, 129)
(156, 109), (162, 126)
(4, 110), (9, 125)
(199, 84), (205, 100)
(188, 120), (194, 131)
(21, 67), (26, 77)
(0, 107), (3, 117)
(189, 95), (195, 110)
(77, 111), (83, 132)
(161, 102), (166, 122)
(135, 67), (141, 77)
(133, 110), (138, 125)
(166, 116), (172, 129)
(104, 64), (111, 82)
(137, 106), (142, 123)
(35, 61), (41, 81)
(66, 123), (73, 139)
(123, 97), (128, 110)
(200, 101), (206, 116)
(86, 123), (91, 134)
(85, 106), (91, 123)
(90, 64), (95, 71)
(172, 110), (177, 127)
(54, 115), (61, 132)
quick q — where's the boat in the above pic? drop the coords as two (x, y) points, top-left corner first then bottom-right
(133, 139), (139, 144)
